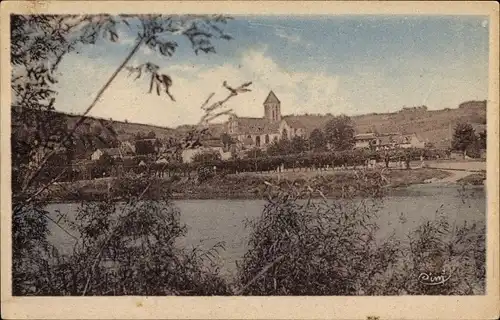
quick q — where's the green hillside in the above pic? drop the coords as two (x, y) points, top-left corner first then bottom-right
(22, 100), (487, 154)
(62, 113), (176, 142)
(351, 100), (487, 148)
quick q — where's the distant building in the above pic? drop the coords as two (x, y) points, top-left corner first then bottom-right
(354, 132), (425, 150)
(354, 133), (378, 149)
(90, 149), (105, 161)
(227, 91), (282, 149)
(279, 114), (335, 140)
(226, 91), (334, 149)
(120, 141), (136, 155)
(181, 138), (231, 163)
(397, 133), (426, 149)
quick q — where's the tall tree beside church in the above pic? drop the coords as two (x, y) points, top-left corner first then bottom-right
(324, 115), (355, 151)
(309, 128), (326, 151)
(290, 135), (308, 154)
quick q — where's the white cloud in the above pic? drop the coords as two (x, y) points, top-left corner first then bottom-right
(248, 21), (310, 46)
(141, 46), (154, 56)
(275, 28), (302, 43)
(55, 48), (349, 128)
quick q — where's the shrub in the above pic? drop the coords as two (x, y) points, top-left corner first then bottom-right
(192, 150), (221, 164)
(384, 211), (485, 295)
(235, 172), (485, 296)
(23, 175), (230, 296)
(236, 170), (395, 295)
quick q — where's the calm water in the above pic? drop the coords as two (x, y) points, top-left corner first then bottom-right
(46, 184), (486, 278)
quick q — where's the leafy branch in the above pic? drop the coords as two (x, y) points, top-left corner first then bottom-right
(13, 14), (234, 206)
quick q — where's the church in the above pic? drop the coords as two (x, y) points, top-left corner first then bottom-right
(226, 91), (335, 149)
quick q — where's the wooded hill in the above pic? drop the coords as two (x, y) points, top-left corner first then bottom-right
(30, 100), (487, 151)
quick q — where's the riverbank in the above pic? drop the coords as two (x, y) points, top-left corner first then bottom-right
(44, 168), (458, 202)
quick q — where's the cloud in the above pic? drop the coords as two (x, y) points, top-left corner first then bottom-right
(53, 42), (487, 129)
(248, 21), (307, 45)
(140, 45), (154, 56)
(54, 48), (349, 128)
(275, 28), (302, 43)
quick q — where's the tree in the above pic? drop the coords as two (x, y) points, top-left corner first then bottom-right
(266, 140), (283, 156)
(424, 142), (435, 149)
(324, 115), (355, 151)
(135, 139), (156, 155)
(309, 128), (326, 152)
(267, 138), (291, 156)
(94, 152), (115, 177)
(290, 135), (307, 154)
(192, 150), (221, 164)
(154, 138), (163, 150)
(478, 130), (486, 150)
(451, 123), (477, 157)
(220, 133), (234, 148)
(135, 131), (146, 140)
(246, 147), (265, 159)
(146, 131), (156, 139)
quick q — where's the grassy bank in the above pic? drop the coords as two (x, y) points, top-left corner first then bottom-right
(45, 168), (452, 202)
(457, 172), (487, 186)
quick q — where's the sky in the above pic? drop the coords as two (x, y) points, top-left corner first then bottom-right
(53, 15), (490, 128)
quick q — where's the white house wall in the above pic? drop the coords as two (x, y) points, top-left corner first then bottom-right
(279, 120), (292, 139)
(181, 147), (227, 163)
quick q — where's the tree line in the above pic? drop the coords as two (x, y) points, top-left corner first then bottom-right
(37, 147), (450, 184)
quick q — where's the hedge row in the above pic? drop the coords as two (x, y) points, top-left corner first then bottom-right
(39, 148), (450, 182)
(180, 148), (432, 174)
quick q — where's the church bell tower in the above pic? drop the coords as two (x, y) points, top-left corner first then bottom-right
(264, 91), (281, 123)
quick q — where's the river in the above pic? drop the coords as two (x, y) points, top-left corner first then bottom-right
(46, 183), (486, 278)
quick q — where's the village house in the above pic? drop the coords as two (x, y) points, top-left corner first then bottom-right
(354, 132), (426, 150)
(90, 148), (122, 161)
(397, 133), (426, 149)
(354, 133), (378, 149)
(120, 141), (136, 155)
(181, 138), (232, 164)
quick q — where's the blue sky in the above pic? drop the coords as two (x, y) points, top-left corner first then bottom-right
(54, 15), (489, 128)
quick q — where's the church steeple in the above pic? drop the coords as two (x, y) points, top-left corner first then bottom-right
(264, 91), (281, 123)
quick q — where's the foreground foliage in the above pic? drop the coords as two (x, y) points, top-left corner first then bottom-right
(237, 173), (485, 295)
(11, 15), (486, 297)
(15, 175), (230, 296)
